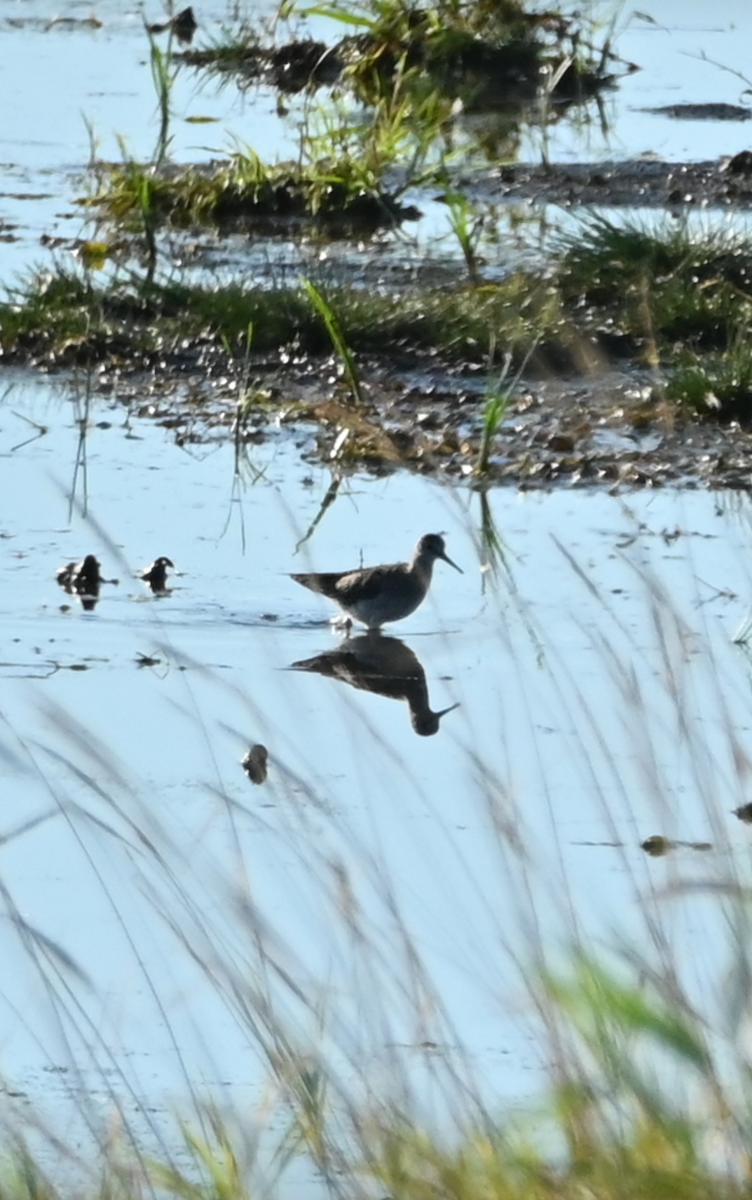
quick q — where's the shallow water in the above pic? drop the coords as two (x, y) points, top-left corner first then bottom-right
(2, 375), (752, 1168)
(5, 0), (752, 1173)
(4, 1), (752, 281)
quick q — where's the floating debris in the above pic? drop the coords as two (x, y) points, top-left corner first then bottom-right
(148, 5), (197, 44)
(242, 744), (269, 784)
(135, 652), (163, 668)
(641, 835), (712, 857)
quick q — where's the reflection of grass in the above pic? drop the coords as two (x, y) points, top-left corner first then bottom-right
(5, 520), (752, 1198)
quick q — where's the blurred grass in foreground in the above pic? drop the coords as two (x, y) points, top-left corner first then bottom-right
(2, 530), (752, 1200)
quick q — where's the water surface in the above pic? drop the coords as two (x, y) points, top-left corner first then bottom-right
(1, 376), (751, 1166)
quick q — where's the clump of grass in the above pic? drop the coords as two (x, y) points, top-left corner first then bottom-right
(441, 190), (485, 285)
(299, 0), (618, 116)
(87, 150), (413, 234)
(666, 336), (752, 423)
(0, 268), (564, 366)
(558, 215), (752, 358)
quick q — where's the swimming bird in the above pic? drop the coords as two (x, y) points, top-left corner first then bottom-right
(56, 554), (116, 595)
(56, 554), (118, 611)
(139, 556), (175, 593)
(291, 533), (462, 631)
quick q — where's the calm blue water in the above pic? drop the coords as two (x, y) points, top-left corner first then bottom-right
(1, 375), (751, 1170)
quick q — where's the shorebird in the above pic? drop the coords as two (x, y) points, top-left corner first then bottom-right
(291, 533), (462, 631)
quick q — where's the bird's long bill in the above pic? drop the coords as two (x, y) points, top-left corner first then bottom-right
(441, 550), (463, 574)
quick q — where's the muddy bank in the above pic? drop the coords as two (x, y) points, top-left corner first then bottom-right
(88, 354), (752, 491)
(472, 156), (752, 208)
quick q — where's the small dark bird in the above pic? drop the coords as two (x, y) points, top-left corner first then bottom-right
(139, 556), (175, 593)
(56, 554), (118, 611)
(291, 533), (462, 631)
(56, 554), (116, 595)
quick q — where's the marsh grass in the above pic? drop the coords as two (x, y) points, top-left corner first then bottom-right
(14, 213), (752, 434)
(294, 0), (617, 122)
(475, 338), (540, 475)
(148, 29), (178, 166)
(302, 278), (365, 405)
(87, 150), (414, 236)
(559, 214), (752, 351)
(0, 269), (561, 366)
(441, 191), (485, 285)
(666, 333), (752, 422)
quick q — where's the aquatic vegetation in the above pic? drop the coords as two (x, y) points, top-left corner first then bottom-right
(475, 349), (520, 476)
(666, 334), (752, 423)
(86, 150), (417, 236)
(148, 30), (178, 166)
(441, 190), (486, 285)
(210, 0), (626, 116)
(559, 214), (752, 349)
(302, 279), (366, 407)
(0, 268), (560, 366)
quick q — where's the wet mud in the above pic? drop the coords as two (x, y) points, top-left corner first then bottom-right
(471, 156), (752, 209)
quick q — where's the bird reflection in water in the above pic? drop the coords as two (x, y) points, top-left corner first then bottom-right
(56, 554), (118, 612)
(291, 634), (458, 736)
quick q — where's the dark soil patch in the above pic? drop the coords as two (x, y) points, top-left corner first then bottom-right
(469, 158), (752, 208)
